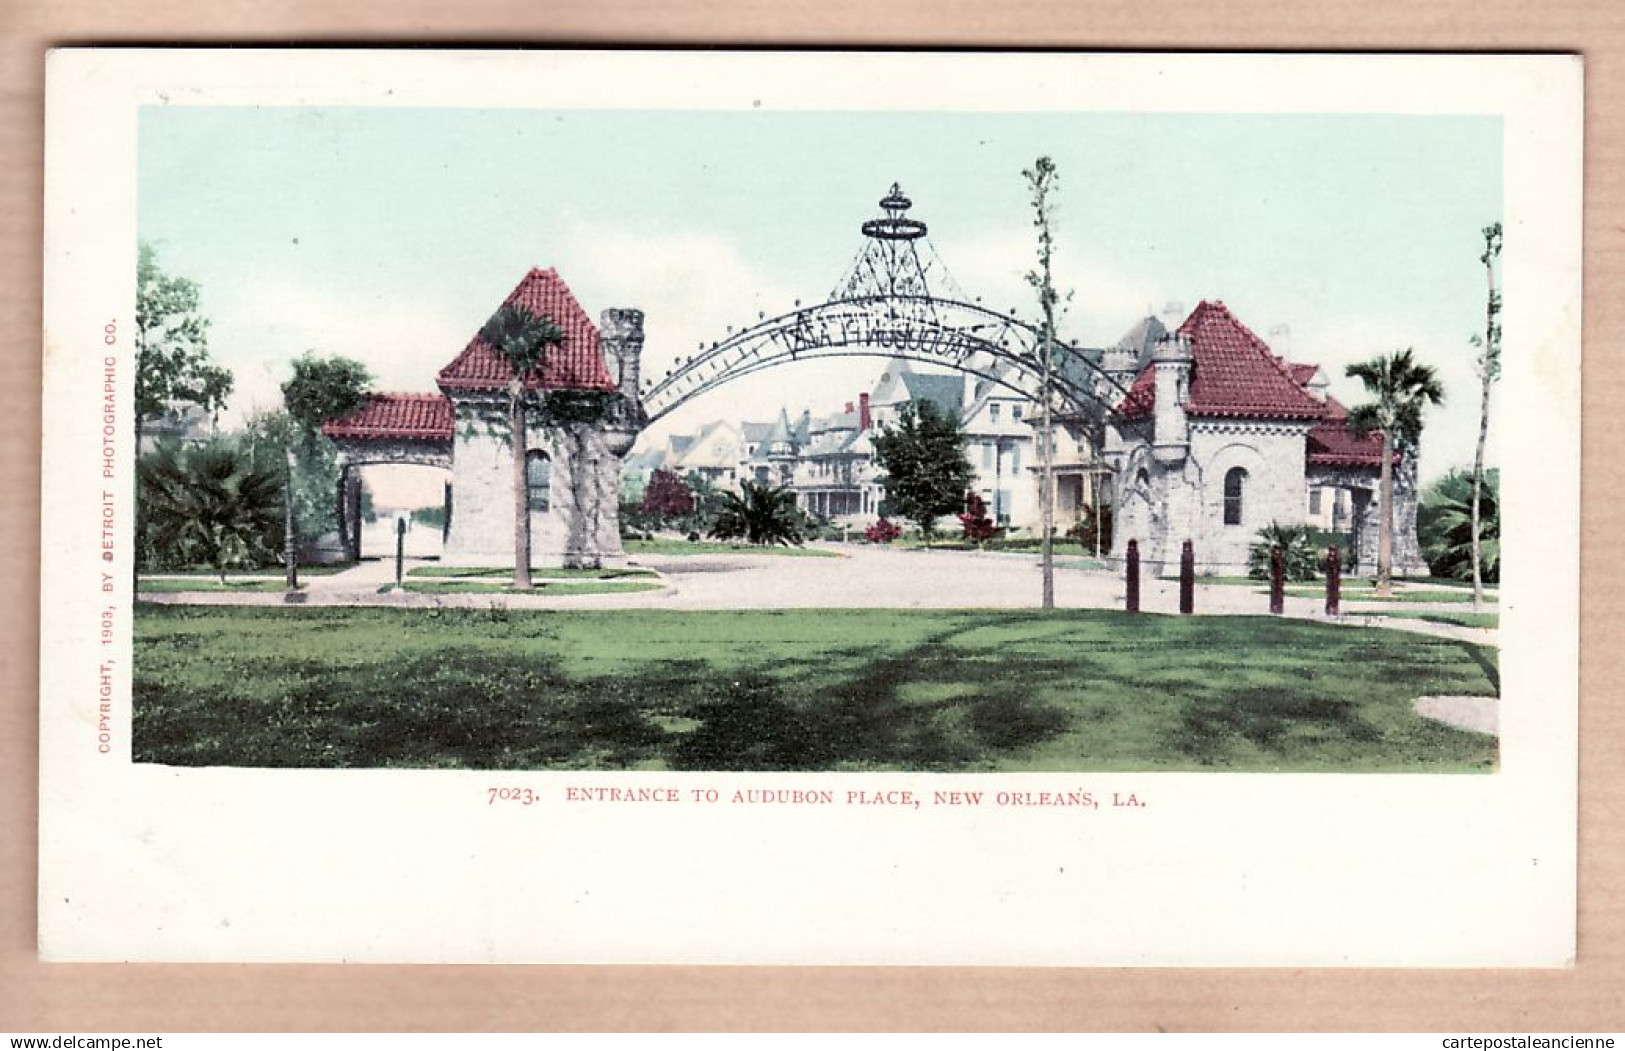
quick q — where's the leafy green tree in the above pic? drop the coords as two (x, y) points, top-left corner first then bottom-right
(871, 400), (976, 545)
(1247, 522), (1320, 582)
(1346, 348), (1445, 597)
(478, 305), (566, 590)
(708, 482), (803, 547)
(273, 353), (372, 590)
(680, 470), (730, 535)
(135, 243), (233, 434)
(1467, 223), (1503, 609)
(137, 439), (282, 581)
(1419, 468), (1499, 584)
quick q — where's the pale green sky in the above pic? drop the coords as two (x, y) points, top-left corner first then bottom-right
(139, 106), (1501, 484)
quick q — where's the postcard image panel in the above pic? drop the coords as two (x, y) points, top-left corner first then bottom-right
(38, 49), (1580, 965)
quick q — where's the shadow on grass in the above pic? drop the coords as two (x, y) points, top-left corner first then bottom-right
(132, 607), (1500, 772)
(136, 615), (1080, 771)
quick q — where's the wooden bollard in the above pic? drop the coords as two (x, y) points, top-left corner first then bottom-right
(1179, 539), (1194, 615)
(1126, 539), (1140, 613)
(1325, 544), (1341, 617)
(1269, 544), (1285, 615)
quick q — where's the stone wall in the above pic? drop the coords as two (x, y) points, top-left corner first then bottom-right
(442, 396), (562, 566)
(1108, 418), (1317, 576)
(1182, 422), (1314, 575)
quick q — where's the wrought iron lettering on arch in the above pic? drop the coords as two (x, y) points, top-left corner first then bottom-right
(638, 183), (1130, 423)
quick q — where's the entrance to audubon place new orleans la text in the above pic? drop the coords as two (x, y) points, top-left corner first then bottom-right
(322, 183), (1128, 569)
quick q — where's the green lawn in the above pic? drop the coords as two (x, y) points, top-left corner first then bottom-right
(624, 538), (841, 558)
(1369, 610), (1500, 630)
(406, 566), (658, 580)
(138, 579), (303, 593)
(132, 606), (1497, 773)
(140, 564), (354, 577)
(398, 580), (665, 596)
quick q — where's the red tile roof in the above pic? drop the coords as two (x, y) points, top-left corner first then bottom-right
(1286, 362), (1320, 386)
(1307, 422), (1395, 467)
(437, 268), (617, 394)
(1114, 302), (1397, 469)
(1115, 301), (1328, 421)
(322, 393), (454, 441)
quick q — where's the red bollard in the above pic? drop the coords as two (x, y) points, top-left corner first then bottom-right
(1125, 539), (1140, 613)
(1269, 544), (1285, 615)
(1179, 539), (1195, 615)
(1325, 545), (1341, 617)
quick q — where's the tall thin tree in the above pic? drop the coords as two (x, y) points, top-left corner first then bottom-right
(1469, 222), (1503, 611)
(1024, 156), (1063, 610)
(1346, 349), (1445, 598)
(478, 305), (565, 590)
(279, 353), (371, 594)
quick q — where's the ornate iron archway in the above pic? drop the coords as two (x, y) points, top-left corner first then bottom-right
(638, 184), (1127, 423)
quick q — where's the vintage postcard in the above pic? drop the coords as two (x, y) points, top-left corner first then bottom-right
(38, 49), (1580, 965)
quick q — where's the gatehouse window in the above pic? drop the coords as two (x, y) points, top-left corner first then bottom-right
(527, 450), (551, 512)
(1309, 488), (1322, 516)
(1223, 467), (1247, 526)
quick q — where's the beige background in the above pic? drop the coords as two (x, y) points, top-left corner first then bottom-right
(2, 2), (1620, 1033)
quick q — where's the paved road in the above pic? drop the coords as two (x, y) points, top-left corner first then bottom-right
(138, 543), (1497, 644)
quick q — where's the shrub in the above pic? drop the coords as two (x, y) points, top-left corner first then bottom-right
(864, 518), (902, 544)
(1066, 505), (1113, 553)
(958, 492), (997, 546)
(1247, 522), (1320, 581)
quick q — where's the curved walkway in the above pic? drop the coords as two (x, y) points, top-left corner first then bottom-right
(137, 544), (1497, 645)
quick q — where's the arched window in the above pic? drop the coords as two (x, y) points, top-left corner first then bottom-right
(1223, 467), (1247, 526)
(526, 450), (551, 512)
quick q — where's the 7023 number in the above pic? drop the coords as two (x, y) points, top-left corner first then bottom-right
(487, 787), (538, 805)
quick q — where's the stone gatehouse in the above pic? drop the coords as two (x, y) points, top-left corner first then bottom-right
(320, 268), (646, 568)
(1104, 300), (1425, 577)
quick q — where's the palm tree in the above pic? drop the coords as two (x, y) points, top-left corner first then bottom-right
(138, 440), (282, 582)
(708, 483), (803, 547)
(1346, 349), (1445, 597)
(478, 305), (565, 590)
(1419, 468), (1500, 583)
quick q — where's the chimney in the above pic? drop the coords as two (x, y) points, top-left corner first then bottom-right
(1268, 324), (1292, 357)
(845, 401), (854, 414)
(1160, 301), (1186, 335)
(600, 308), (645, 407)
(859, 392), (871, 431)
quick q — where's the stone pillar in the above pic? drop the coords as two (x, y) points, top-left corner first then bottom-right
(343, 468), (364, 560)
(1392, 452), (1427, 575)
(1151, 333), (1192, 463)
(335, 462), (355, 562)
(1351, 488), (1378, 574)
(600, 308), (647, 424)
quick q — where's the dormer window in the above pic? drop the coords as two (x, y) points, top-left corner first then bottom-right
(990, 403), (1002, 423)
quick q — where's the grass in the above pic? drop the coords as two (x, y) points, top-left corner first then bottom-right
(132, 606), (1497, 773)
(624, 538), (841, 558)
(1368, 610), (1500, 630)
(398, 580), (665, 596)
(140, 564), (354, 577)
(407, 566), (658, 580)
(138, 579), (304, 593)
